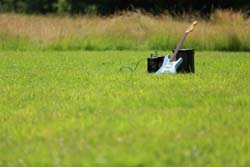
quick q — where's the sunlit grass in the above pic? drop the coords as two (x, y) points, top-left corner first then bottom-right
(0, 51), (250, 166)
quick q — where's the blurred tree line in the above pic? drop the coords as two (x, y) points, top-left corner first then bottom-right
(0, 0), (249, 16)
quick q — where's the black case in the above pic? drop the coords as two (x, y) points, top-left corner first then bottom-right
(147, 56), (165, 73)
(173, 49), (195, 73)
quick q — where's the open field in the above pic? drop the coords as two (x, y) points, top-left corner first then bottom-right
(0, 50), (250, 166)
(1, 10), (250, 51)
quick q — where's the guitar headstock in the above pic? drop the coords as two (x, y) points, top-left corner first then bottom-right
(185, 21), (198, 33)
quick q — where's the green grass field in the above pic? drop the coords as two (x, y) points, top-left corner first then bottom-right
(0, 51), (250, 166)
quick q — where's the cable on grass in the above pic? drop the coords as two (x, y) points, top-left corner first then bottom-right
(119, 59), (144, 72)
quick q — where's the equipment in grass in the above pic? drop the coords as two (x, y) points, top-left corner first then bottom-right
(155, 55), (183, 74)
(148, 21), (198, 74)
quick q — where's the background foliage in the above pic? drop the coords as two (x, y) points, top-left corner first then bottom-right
(1, 10), (250, 51)
(0, 0), (249, 15)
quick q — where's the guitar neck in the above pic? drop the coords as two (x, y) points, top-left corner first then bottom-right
(170, 32), (188, 62)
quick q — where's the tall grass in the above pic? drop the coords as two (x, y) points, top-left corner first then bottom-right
(0, 10), (250, 51)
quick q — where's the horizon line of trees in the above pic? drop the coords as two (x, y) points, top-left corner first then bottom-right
(0, 0), (249, 16)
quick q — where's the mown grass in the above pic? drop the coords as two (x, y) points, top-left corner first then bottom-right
(0, 50), (250, 166)
(1, 10), (250, 51)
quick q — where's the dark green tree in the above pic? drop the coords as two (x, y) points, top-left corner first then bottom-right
(0, 0), (249, 15)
